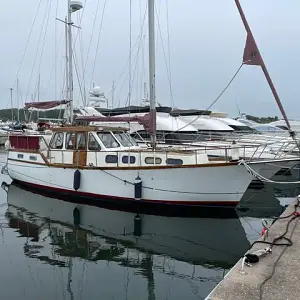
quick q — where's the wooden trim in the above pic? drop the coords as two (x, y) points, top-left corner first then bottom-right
(39, 152), (50, 165)
(52, 126), (98, 132)
(8, 157), (237, 170)
(10, 149), (39, 154)
(209, 157), (228, 162)
(8, 158), (47, 167)
(52, 126), (128, 132)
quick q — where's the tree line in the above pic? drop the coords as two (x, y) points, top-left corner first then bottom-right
(245, 115), (279, 124)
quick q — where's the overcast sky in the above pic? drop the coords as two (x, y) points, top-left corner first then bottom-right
(1, 0), (300, 119)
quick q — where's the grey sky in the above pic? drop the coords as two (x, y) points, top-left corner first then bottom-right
(1, 0), (300, 119)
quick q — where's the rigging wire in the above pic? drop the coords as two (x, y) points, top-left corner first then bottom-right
(155, 4), (174, 108)
(117, 43), (146, 107)
(135, 0), (143, 105)
(128, 0), (132, 107)
(166, 0), (174, 108)
(164, 63), (244, 143)
(124, 2), (147, 107)
(126, 40), (145, 107)
(34, 0), (53, 101)
(44, 31), (65, 97)
(115, 37), (144, 107)
(73, 50), (85, 106)
(154, 0), (162, 53)
(25, 0), (51, 102)
(10, 0), (43, 91)
(78, 13), (87, 106)
(90, 0), (108, 89)
(115, 3), (148, 107)
(82, 0), (101, 80)
(33, 0), (53, 101)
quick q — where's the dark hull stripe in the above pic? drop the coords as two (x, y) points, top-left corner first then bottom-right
(12, 180), (239, 219)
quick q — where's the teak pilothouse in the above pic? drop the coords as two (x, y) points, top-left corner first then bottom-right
(5, 0), (300, 210)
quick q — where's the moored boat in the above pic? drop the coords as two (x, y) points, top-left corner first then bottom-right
(5, 125), (294, 210)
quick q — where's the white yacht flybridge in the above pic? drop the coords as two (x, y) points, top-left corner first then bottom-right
(88, 86), (109, 109)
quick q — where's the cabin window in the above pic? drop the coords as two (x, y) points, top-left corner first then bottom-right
(88, 134), (101, 151)
(166, 158), (183, 165)
(29, 155), (37, 161)
(17, 154), (24, 159)
(127, 134), (138, 146)
(97, 132), (119, 148)
(76, 133), (86, 150)
(50, 133), (64, 149)
(122, 156), (136, 164)
(113, 132), (133, 147)
(66, 133), (75, 150)
(105, 155), (118, 164)
(145, 157), (162, 164)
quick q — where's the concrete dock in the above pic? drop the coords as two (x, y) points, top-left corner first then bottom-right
(206, 198), (300, 300)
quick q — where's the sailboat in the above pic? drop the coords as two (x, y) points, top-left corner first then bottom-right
(5, 0), (298, 210)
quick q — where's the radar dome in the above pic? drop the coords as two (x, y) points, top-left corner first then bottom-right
(92, 86), (101, 96)
(70, 1), (83, 12)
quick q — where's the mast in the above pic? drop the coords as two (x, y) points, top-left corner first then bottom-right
(67, 0), (74, 123)
(37, 74), (40, 120)
(111, 80), (115, 108)
(16, 79), (20, 122)
(10, 88), (13, 122)
(148, 0), (157, 148)
(65, 16), (69, 103)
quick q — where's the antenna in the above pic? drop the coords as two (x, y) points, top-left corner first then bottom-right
(236, 99), (241, 117)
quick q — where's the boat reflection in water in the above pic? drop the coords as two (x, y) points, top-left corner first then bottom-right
(6, 183), (251, 300)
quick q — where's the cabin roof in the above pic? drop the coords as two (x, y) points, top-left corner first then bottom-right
(52, 126), (127, 132)
(170, 109), (211, 117)
(95, 105), (172, 116)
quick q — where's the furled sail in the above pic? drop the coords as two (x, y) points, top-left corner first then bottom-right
(24, 100), (70, 111)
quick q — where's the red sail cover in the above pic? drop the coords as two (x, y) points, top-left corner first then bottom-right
(9, 135), (40, 150)
(243, 34), (263, 66)
(24, 100), (70, 110)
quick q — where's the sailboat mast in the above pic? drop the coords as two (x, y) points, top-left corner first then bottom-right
(10, 88), (13, 122)
(148, 0), (157, 148)
(65, 16), (69, 103)
(67, 0), (74, 123)
(37, 74), (40, 120)
(16, 79), (20, 122)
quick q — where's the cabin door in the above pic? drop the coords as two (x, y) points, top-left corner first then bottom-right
(73, 132), (87, 166)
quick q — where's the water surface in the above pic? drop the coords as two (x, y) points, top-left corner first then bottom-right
(0, 152), (298, 299)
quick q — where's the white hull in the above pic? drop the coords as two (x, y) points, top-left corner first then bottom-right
(7, 152), (267, 206)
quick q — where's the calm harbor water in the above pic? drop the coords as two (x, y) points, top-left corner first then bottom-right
(0, 152), (299, 299)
